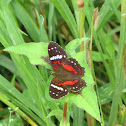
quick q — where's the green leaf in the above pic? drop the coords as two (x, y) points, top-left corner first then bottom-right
(91, 51), (109, 61)
(4, 41), (100, 122)
(65, 38), (90, 55)
(105, 33), (115, 57)
(0, 54), (21, 77)
(98, 83), (113, 104)
(35, 9), (49, 42)
(47, 109), (63, 119)
(48, 3), (54, 40)
(11, 0), (40, 42)
(47, 51), (101, 122)
(65, 52), (100, 122)
(4, 42), (51, 69)
(1, 0), (24, 44)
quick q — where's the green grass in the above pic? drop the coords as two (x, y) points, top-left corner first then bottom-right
(0, 0), (126, 126)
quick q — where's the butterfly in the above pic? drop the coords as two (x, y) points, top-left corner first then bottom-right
(48, 42), (87, 99)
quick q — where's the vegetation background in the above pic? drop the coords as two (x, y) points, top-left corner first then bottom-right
(0, 0), (126, 126)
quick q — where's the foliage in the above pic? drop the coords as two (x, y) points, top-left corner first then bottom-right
(0, 0), (126, 126)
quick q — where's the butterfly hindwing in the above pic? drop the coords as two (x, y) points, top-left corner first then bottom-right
(49, 77), (69, 99)
(48, 42), (67, 72)
(66, 79), (87, 92)
(63, 58), (85, 77)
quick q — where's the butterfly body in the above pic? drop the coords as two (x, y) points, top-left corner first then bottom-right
(48, 42), (87, 99)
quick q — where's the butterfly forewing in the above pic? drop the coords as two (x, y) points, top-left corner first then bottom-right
(48, 42), (67, 72)
(49, 77), (69, 99)
(65, 79), (87, 92)
(63, 58), (85, 77)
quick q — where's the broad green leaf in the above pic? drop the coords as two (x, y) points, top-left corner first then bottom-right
(4, 41), (100, 122)
(64, 52), (100, 122)
(4, 42), (51, 69)
(65, 38), (90, 55)
(46, 51), (101, 122)
(67, 51), (100, 121)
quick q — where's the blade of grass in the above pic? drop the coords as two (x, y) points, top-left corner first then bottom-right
(35, 9), (49, 42)
(50, 0), (78, 38)
(97, 0), (121, 31)
(71, 1), (86, 125)
(1, 1), (61, 125)
(108, 0), (126, 125)
(84, 0), (118, 125)
(48, 3), (54, 40)
(0, 92), (38, 126)
(0, 74), (45, 125)
(0, 1), (57, 125)
(11, 0), (40, 42)
(0, 54), (21, 78)
(73, 105), (85, 126)
(84, 0), (115, 87)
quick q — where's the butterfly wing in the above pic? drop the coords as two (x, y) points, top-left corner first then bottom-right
(65, 79), (87, 92)
(63, 58), (85, 77)
(48, 42), (67, 72)
(48, 42), (86, 99)
(49, 77), (69, 99)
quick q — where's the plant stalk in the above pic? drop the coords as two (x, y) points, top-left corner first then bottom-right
(63, 102), (68, 125)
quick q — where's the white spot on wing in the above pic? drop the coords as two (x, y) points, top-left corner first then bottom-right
(51, 84), (64, 91)
(50, 55), (63, 61)
(56, 55), (59, 59)
(50, 57), (54, 60)
(59, 55), (62, 59)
